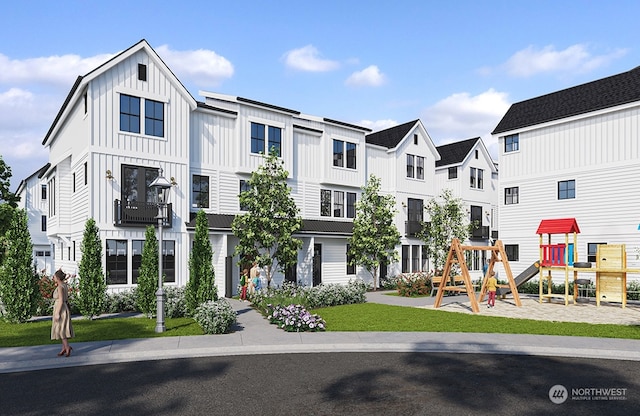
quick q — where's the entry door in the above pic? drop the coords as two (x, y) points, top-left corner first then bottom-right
(313, 244), (322, 286)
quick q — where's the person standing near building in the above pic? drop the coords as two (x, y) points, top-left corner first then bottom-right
(51, 269), (74, 356)
(239, 268), (249, 301)
(487, 271), (497, 308)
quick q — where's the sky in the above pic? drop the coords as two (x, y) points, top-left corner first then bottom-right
(2, 0), (640, 191)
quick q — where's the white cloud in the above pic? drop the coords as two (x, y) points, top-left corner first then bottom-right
(359, 119), (398, 132)
(345, 65), (386, 87)
(503, 44), (628, 78)
(156, 45), (233, 87)
(423, 89), (511, 159)
(283, 45), (340, 72)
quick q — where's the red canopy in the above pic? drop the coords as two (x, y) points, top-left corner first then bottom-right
(536, 218), (580, 235)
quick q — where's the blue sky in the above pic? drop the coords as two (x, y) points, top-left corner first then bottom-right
(2, 0), (640, 191)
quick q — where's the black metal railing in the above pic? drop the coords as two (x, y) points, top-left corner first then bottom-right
(114, 199), (173, 227)
(405, 220), (423, 237)
(471, 225), (489, 239)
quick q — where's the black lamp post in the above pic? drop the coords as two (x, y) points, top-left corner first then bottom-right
(150, 168), (172, 333)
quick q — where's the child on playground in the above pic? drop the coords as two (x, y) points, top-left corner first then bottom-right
(487, 271), (497, 308)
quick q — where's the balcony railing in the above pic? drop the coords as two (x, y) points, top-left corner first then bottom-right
(405, 220), (423, 237)
(471, 225), (489, 240)
(114, 199), (173, 227)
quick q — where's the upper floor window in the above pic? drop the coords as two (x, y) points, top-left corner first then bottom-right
(120, 94), (140, 134)
(347, 192), (356, 218)
(251, 122), (281, 156)
(406, 154), (424, 179)
(41, 184), (47, 200)
(121, 165), (159, 204)
(505, 186), (519, 205)
(505, 244), (519, 261)
(406, 155), (415, 178)
(333, 191), (344, 217)
(413, 134), (418, 145)
(138, 63), (147, 81)
(41, 215), (47, 232)
(321, 189), (356, 218)
(470, 168), (484, 189)
(416, 156), (424, 179)
(558, 180), (575, 200)
(505, 134), (519, 152)
(333, 140), (356, 169)
(448, 167), (457, 179)
(145, 100), (164, 137)
(72, 173), (76, 193)
(192, 175), (209, 208)
(84, 162), (88, 185)
(239, 180), (251, 211)
(321, 189), (331, 216)
(475, 149), (479, 159)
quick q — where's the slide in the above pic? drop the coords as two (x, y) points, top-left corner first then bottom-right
(496, 261), (539, 296)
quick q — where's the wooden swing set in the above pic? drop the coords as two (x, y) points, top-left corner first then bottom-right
(432, 238), (521, 313)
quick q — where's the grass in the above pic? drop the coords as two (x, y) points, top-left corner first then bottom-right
(2, 302), (640, 348)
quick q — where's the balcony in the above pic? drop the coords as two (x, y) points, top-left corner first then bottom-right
(114, 199), (173, 227)
(405, 220), (423, 237)
(471, 225), (489, 240)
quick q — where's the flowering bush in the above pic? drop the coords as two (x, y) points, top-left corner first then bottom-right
(165, 286), (188, 318)
(396, 272), (432, 297)
(105, 289), (138, 313)
(305, 279), (368, 308)
(266, 303), (325, 332)
(36, 274), (56, 316)
(194, 298), (237, 334)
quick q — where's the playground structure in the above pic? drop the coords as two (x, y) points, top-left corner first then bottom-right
(433, 239), (521, 313)
(537, 218), (639, 308)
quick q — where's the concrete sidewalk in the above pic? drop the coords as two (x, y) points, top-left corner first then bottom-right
(2, 292), (640, 374)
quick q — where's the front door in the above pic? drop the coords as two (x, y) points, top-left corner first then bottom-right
(313, 244), (322, 286)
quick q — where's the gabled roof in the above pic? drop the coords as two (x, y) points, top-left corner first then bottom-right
(365, 119), (419, 148)
(435, 137), (479, 167)
(493, 66), (640, 134)
(15, 163), (50, 194)
(536, 218), (581, 235)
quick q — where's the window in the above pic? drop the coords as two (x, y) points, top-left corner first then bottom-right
(558, 180), (575, 200)
(320, 189), (331, 217)
(448, 167), (457, 179)
(406, 155), (415, 178)
(333, 140), (344, 167)
(239, 180), (251, 211)
(83, 92), (87, 114)
(477, 169), (483, 189)
(130, 240), (143, 284)
(469, 167), (484, 188)
(505, 134), (519, 152)
(72, 241), (76, 261)
(346, 244), (355, 275)
(84, 162), (87, 185)
(346, 142), (356, 169)
(106, 239), (128, 285)
(48, 178), (56, 217)
(120, 94), (140, 134)
(333, 191), (344, 217)
(122, 165), (159, 204)
(251, 122), (281, 156)
(416, 156), (424, 179)
(145, 99), (164, 137)
(347, 192), (356, 218)
(72, 172), (76, 193)
(411, 245), (420, 272)
(41, 215), (46, 232)
(402, 245), (409, 273)
(475, 149), (479, 159)
(268, 126), (282, 156)
(161, 240), (176, 283)
(421, 245), (429, 271)
(414, 134), (418, 145)
(505, 187), (519, 205)
(505, 244), (519, 261)
(192, 175), (210, 208)
(41, 184), (47, 200)
(138, 63), (147, 81)
(587, 243), (606, 263)
(407, 198), (423, 234)
(251, 122), (265, 154)
(470, 168), (476, 188)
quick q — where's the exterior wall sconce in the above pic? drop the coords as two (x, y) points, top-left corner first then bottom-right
(170, 176), (177, 186)
(106, 169), (113, 180)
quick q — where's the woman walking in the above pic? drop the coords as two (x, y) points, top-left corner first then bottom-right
(51, 269), (74, 357)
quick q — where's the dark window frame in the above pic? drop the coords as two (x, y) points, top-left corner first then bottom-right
(406, 154), (415, 178)
(346, 192), (356, 218)
(333, 139), (344, 167)
(268, 125), (282, 157)
(251, 122), (266, 154)
(138, 63), (147, 81)
(505, 244), (519, 261)
(41, 215), (47, 232)
(320, 189), (332, 216)
(144, 99), (164, 137)
(505, 134), (519, 152)
(558, 179), (576, 200)
(192, 175), (210, 208)
(416, 156), (424, 179)
(239, 180), (251, 211)
(346, 142), (356, 169)
(448, 167), (457, 179)
(505, 186), (519, 205)
(333, 190), (344, 217)
(120, 94), (140, 134)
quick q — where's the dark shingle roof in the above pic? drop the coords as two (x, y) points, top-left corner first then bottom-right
(493, 66), (640, 134)
(435, 137), (479, 167)
(186, 214), (352, 236)
(365, 119), (419, 149)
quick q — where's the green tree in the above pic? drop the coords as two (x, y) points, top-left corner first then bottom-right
(348, 175), (400, 290)
(419, 189), (474, 273)
(186, 210), (217, 314)
(77, 218), (106, 319)
(232, 152), (302, 287)
(136, 225), (159, 317)
(0, 155), (20, 266)
(0, 209), (38, 323)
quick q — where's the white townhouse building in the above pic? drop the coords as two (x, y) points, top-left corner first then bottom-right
(434, 137), (499, 277)
(25, 39), (500, 296)
(492, 66), (640, 280)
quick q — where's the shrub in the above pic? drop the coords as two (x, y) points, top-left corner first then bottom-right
(193, 298), (236, 334)
(36, 274), (56, 316)
(380, 275), (402, 290)
(105, 289), (138, 313)
(165, 286), (188, 318)
(396, 272), (431, 297)
(266, 303), (325, 332)
(305, 279), (368, 308)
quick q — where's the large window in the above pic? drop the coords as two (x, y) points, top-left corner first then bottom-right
(406, 155), (415, 178)
(132, 240), (144, 284)
(416, 156), (424, 179)
(120, 94), (140, 134)
(333, 140), (356, 169)
(251, 122), (282, 156)
(145, 99), (164, 137)
(333, 191), (344, 217)
(407, 198), (423, 237)
(505, 134), (519, 152)
(346, 192), (356, 218)
(192, 175), (209, 208)
(558, 180), (575, 200)
(161, 240), (175, 283)
(251, 122), (265, 154)
(505, 187), (519, 205)
(406, 155), (424, 179)
(122, 165), (159, 204)
(268, 126), (282, 156)
(505, 244), (519, 261)
(106, 239), (128, 285)
(321, 189), (356, 218)
(470, 168), (484, 189)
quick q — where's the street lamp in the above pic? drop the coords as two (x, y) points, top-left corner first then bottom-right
(150, 168), (172, 333)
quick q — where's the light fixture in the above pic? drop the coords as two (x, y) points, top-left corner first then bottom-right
(170, 176), (177, 186)
(106, 170), (113, 180)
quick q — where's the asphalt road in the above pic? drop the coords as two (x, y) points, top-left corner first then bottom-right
(2, 352), (638, 416)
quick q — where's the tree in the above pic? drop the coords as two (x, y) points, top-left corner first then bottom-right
(232, 151), (302, 287)
(77, 218), (106, 319)
(136, 225), (159, 317)
(186, 210), (217, 314)
(0, 155), (19, 266)
(0, 209), (38, 323)
(419, 189), (474, 273)
(348, 175), (400, 290)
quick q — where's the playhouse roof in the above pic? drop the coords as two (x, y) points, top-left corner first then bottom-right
(536, 218), (581, 235)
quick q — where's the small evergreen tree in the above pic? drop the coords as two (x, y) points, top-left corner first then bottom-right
(0, 155), (20, 266)
(186, 210), (217, 315)
(77, 218), (106, 319)
(0, 209), (38, 323)
(136, 225), (159, 317)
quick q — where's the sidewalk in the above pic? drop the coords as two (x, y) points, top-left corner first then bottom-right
(2, 292), (640, 374)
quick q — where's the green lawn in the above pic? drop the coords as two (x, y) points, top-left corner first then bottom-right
(2, 302), (639, 348)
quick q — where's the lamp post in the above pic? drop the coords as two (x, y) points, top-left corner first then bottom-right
(150, 168), (172, 333)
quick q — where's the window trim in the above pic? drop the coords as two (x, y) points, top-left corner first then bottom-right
(448, 167), (458, 179)
(558, 179), (576, 200)
(505, 134), (519, 153)
(505, 186), (519, 205)
(192, 175), (210, 208)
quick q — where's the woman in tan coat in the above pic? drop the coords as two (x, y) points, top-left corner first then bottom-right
(51, 269), (74, 357)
